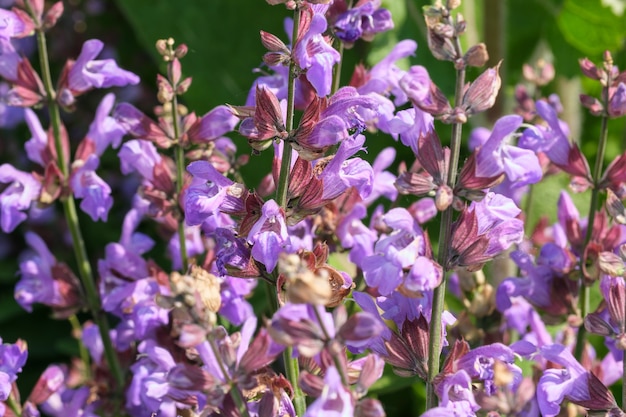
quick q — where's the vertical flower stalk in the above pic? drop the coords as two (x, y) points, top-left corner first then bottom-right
(424, 17), (469, 412)
(426, 50), (466, 410)
(273, 3), (306, 415)
(26, 3), (125, 390)
(574, 53), (612, 361)
(164, 39), (189, 273)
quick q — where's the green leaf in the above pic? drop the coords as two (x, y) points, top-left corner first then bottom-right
(557, 0), (626, 56)
(115, 0), (288, 113)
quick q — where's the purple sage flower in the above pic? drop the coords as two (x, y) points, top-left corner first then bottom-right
(333, 0), (393, 44)
(0, 337), (28, 403)
(0, 164), (41, 232)
(303, 366), (353, 417)
(293, 7), (340, 97)
(67, 39), (140, 94)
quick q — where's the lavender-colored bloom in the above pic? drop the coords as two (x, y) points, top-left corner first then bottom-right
(436, 370), (480, 417)
(68, 39), (140, 93)
(456, 343), (522, 395)
(127, 340), (210, 417)
(15, 232), (62, 312)
(609, 82), (626, 117)
(0, 9), (24, 40)
(247, 199), (288, 272)
(318, 134), (373, 201)
(336, 203), (377, 265)
(0, 38), (21, 81)
(0, 82), (23, 128)
(410, 198), (437, 224)
(70, 154), (112, 222)
(87, 93), (126, 155)
(360, 207), (439, 295)
(472, 115), (542, 189)
(519, 100), (571, 166)
(363, 147), (398, 205)
(218, 275), (256, 325)
(187, 105), (239, 142)
(24, 108), (47, 166)
(358, 40), (417, 106)
(471, 192), (524, 257)
(184, 160), (236, 226)
(293, 10), (340, 96)
(42, 386), (99, 417)
(0, 337), (27, 402)
(118, 139), (161, 181)
(301, 87), (377, 150)
(333, 0), (393, 43)
(81, 322), (104, 365)
(0, 164), (41, 232)
(496, 250), (554, 311)
(536, 344), (598, 417)
(304, 366), (353, 417)
(384, 107), (434, 155)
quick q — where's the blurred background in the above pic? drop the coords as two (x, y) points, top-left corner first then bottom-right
(0, 0), (625, 414)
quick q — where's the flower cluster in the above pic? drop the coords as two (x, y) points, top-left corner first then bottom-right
(1, 1), (626, 417)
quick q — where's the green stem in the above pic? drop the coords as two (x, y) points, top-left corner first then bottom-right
(31, 18), (125, 391)
(331, 41), (345, 95)
(62, 198), (125, 388)
(170, 82), (189, 272)
(574, 87), (610, 361)
(284, 347), (307, 416)
(274, 6), (307, 416)
(6, 394), (21, 417)
(68, 314), (92, 380)
(426, 37), (466, 410)
(275, 2), (301, 208)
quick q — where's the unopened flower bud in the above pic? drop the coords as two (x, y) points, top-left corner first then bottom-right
(168, 58), (182, 85)
(156, 39), (169, 56)
(462, 61), (502, 116)
(464, 43), (489, 67)
(42, 1), (63, 30)
(607, 190), (626, 224)
(435, 184), (453, 211)
(580, 94), (604, 116)
(579, 57), (602, 80)
(176, 76), (192, 96)
(447, 0), (462, 10)
(174, 43), (188, 59)
(455, 13), (466, 35)
(27, 365), (64, 405)
(156, 74), (174, 104)
(260, 30), (289, 53)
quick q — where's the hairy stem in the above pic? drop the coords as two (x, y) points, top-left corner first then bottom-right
(171, 92), (189, 273)
(426, 40), (466, 410)
(574, 84), (610, 361)
(32, 21), (125, 390)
